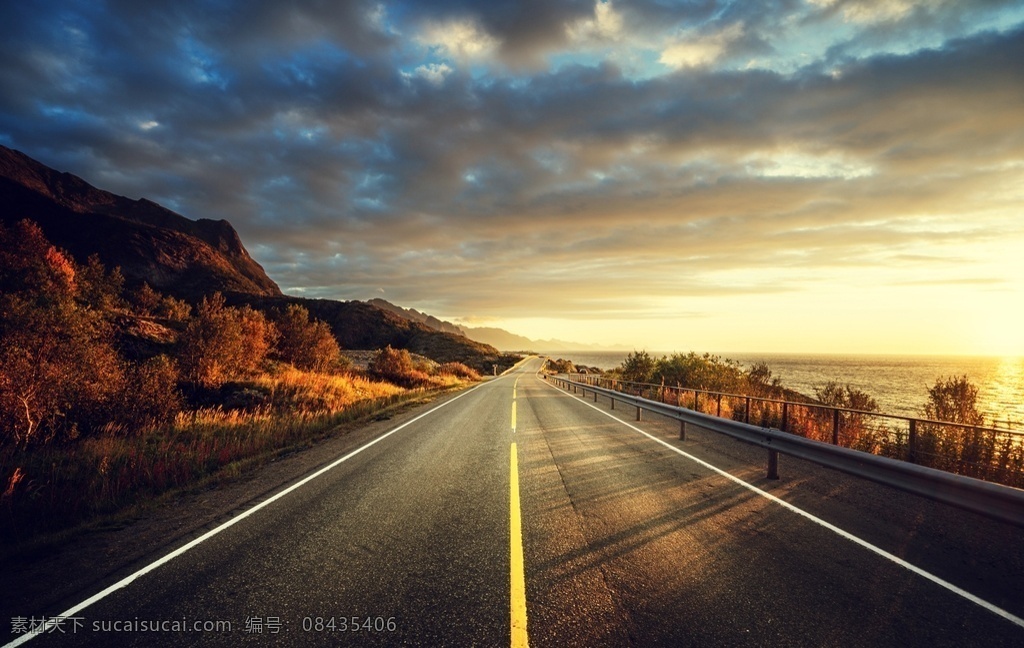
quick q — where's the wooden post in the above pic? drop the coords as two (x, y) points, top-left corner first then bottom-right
(679, 420), (686, 441)
(767, 449), (779, 479)
(636, 406), (642, 422)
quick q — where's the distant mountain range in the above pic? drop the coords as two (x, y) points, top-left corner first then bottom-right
(0, 145), (514, 370)
(366, 298), (616, 352)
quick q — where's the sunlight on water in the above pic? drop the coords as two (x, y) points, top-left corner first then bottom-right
(985, 357), (1024, 428)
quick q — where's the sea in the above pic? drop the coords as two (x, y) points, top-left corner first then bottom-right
(544, 351), (1024, 428)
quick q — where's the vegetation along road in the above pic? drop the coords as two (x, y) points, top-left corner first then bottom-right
(4, 357), (1023, 647)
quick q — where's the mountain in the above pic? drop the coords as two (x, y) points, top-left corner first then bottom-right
(0, 145), (280, 299)
(366, 298), (467, 337)
(460, 327), (617, 352)
(231, 295), (514, 371)
(0, 145), (516, 372)
(364, 298), (606, 352)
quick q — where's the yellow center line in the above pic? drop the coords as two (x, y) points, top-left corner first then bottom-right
(510, 442), (529, 648)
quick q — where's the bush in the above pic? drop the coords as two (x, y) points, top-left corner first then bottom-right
(654, 352), (744, 392)
(177, 293), (278, 387)
(437, 362), (481, 380)
(746, 361), (783, 397)
(118, 355), (182, 433)
(0, 221), (125, 447)
(620, 350), (655, 383)
(924, 375), (985, 426)
(129, 282), (162, 315)
(274, 304), (342, 373)
(369, 346), (431, 388)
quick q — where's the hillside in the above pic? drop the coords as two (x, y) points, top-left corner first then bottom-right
(367, 298), (466, 337)
(365, 297), (604, 352)
(0, 145), (280, 299)
(0, 145), (514, 371)
(233, 295), (516, 372)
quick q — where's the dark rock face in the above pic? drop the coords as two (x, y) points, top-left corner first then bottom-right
(0, 145), (280, 299)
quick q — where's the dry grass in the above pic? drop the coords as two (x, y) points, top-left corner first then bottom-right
(1, 367), (471, 545)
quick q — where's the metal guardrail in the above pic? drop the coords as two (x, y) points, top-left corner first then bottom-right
(565, 373), (1024, 488)
(548, 374), (1024, 528)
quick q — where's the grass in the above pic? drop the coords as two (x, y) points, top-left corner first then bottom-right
(0, 366), (474, 549)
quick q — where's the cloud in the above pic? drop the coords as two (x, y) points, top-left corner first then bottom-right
(567, 1), (625, 44)
(0, 1), (1022, 343)
(660, 22), (747, 69)
(415, 17), (499, 63)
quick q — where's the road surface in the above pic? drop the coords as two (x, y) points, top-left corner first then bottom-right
(4, 357), (1023, 646)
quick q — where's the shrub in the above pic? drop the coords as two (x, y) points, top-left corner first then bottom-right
(0, 221), (125, 447)
(369, 346), (430, 388)
(654, 352), (744, 392)
(78, 254), (126, 311)
(924, 375), (985, 426)
(129, 282), (162, 315)
(746, 361), (783, 397)
(620, 350), (655, 383)
(118, 355), (182, 433)
(437, 362), (481, 380)
(274, 304), (342, 373)
(177, 293), (278, 387)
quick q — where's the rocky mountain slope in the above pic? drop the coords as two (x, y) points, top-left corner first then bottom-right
(0, 146), (515, 371)
(0, 145), (280, 299)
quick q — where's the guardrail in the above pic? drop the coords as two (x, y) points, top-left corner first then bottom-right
(563, 373), (1024, 489)
(547, 374), (1024, 528)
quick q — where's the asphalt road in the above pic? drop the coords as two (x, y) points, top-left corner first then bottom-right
(4, 357), (1023, 647)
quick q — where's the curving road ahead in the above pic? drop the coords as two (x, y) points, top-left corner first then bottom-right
(4, 357), (1023, 647)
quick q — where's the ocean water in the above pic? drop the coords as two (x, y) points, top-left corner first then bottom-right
(546, 351), (1024, 427)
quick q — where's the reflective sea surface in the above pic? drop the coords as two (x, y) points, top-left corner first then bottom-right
(546, 351), (1024, 427)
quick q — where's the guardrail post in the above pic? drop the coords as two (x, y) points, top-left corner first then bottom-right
(679, 420), (686, 441)
(767, 449), (779, 479)
(908, 419), (918, 464)
(594, 390), (598, 403)
(832, 409), (840, 445)
(716, 394), (722, 417)
(636, 406), (642, 422)
(610, 397), (615, 410)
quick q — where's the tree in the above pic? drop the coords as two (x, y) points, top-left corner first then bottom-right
(924, 375), (984, 426)
(814, 381), (878, 412)
(274, 304), (342, 372)
(369, 345), (429, 387)
(0, 221), (124, 446)
(177, 293), (277, 387)
(78, 254), (125, 311)
(654, 352), (744, 392)
(746, 361), (782, 397)
(620, 350), (656, 383)
(118, 355), (182, 432)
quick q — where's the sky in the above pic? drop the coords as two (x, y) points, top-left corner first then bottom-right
(1, 1), (1023, 356)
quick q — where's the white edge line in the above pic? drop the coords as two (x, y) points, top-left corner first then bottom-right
(3, 382), (489, 648)
(540, 376), (1024, 630)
